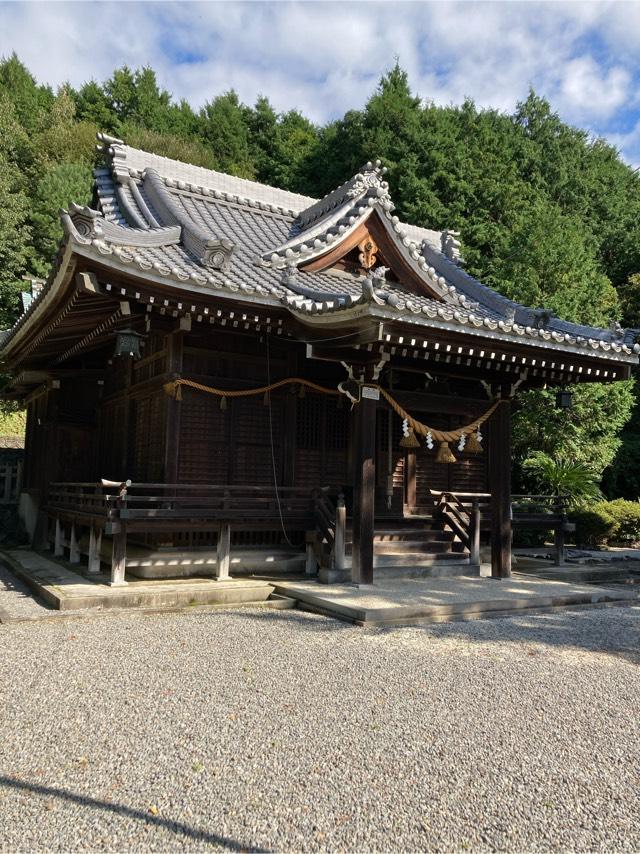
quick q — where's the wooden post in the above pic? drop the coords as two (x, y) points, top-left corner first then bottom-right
(110, 525), (127, 586)
(470, 499), (481, 566)
(554, 498), (567, 566)
(352, 384), (377, 585)
(54, 517), (64, 557)
(69, 523), (80, 564)
(3, 464), (12, 502)
(305, 536), (317, 576)
(15, 459), (23, 498)
(405, 450), (416, 510)
(334, 493), (346, 571)
(164, 330), (184, 484)
(489, 397), (512, 578)
(554, 524), (566, 566)
(216, 522), (231, 580)
(88, 524), (102, 574)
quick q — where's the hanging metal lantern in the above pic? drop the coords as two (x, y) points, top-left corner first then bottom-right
(113, 328), (144, 360)
(555, 389), (573, 409)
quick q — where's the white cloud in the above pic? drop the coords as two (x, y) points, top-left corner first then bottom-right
(557, 56), (631, 120)
(0, 1), (639, 161)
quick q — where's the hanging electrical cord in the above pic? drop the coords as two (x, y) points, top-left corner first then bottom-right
(265, 332), (295, 548)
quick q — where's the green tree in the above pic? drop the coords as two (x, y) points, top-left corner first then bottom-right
(0, 53), (53, 133)
(29, 162), (93, 277)
(0, 154), (31, 326)
(513, 382), (634, 486)
(198, 91), (255, 178)
(249, 97), (318, 191)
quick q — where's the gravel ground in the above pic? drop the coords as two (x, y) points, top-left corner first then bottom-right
(0, 562), (53, 620)
(1, 604), (639, 853)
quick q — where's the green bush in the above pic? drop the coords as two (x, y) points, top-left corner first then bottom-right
(572, 499), (640, 547)
(572, 505), (617, 547)
(603, 499), (640, 545)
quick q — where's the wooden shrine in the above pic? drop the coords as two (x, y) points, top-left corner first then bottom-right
(1, 135), (637, 585)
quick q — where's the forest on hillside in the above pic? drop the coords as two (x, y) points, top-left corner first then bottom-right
(1, 53), (640, 497)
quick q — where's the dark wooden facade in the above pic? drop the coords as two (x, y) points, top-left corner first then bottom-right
(21, 320), (493, 548)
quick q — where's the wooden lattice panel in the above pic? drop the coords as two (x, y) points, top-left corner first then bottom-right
(294, 395), (348, 488)
(132, 394), (166, 482)
(178, 389), (229, 483)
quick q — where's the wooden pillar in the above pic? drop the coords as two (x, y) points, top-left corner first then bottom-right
(69, 523), (80, 564)
(405, 450), (416, 510)
(216, 522), (231, 580)
(54, 517), (64, 557)
(282, 349), (298, 486)
(110, 525), (127, 586)
(164, 329), (184, 484)
(352, 386), (377, 585)
(88, 524), (102, 574)
(554, 521), (565, 566)
(489, 397), (512, 578)
(470, 499), (481, 567)
(305, 536), (317, 576)
(334, 493), (346, 571)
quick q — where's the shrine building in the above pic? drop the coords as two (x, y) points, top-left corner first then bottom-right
(1, 135), (637, 587)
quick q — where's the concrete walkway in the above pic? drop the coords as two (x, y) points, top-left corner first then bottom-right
(275, 574), (638, 626)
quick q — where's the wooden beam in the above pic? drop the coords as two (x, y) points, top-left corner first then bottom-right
(489, 396), (512, 578)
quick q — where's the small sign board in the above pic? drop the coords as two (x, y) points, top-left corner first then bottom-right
(361, 386), (380, 401)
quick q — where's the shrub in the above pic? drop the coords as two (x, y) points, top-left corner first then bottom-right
(603, 499), (640, 545)
(522, 452), (602, 508)
(572, 498), (640, 547)
(572, 505), (617, 547)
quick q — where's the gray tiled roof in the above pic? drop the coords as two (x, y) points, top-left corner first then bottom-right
(3, 133), (638, 361)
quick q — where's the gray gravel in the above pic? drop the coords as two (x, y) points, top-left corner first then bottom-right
(1, 604), (639, 852)
(0, 562), (53, 620)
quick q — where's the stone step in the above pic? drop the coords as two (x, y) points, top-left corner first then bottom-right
(372, 540), (466, 555)
(372, 528), (454, 541)
(337, 552), (470, 571)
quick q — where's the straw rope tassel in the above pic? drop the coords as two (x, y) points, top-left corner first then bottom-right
(466, 429), (483, 453)
(399, 429), (420, 449)
(435, 442), (456, 464)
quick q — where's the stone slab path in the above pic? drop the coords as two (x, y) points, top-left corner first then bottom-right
(275, 573), (638, 625)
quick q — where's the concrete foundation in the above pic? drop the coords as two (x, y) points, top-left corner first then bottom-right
(0, 549), (280, 612)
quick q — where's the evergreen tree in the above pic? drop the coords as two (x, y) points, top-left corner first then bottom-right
(29, 162), (93, 277)
(0, 53), (53, 133)
(198, 91), (255, 178)
(0, 153), (31, 326)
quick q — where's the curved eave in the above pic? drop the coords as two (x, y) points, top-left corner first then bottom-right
(284, 300), (639, 366)
(1, 240), (77, 362)
(70, 241), (280, 303)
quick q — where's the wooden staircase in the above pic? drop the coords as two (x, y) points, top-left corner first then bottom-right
(311, 488), (479, 583)
(317, 517), (473, 583)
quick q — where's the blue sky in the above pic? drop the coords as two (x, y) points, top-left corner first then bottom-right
(2, 0), (640, 165)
